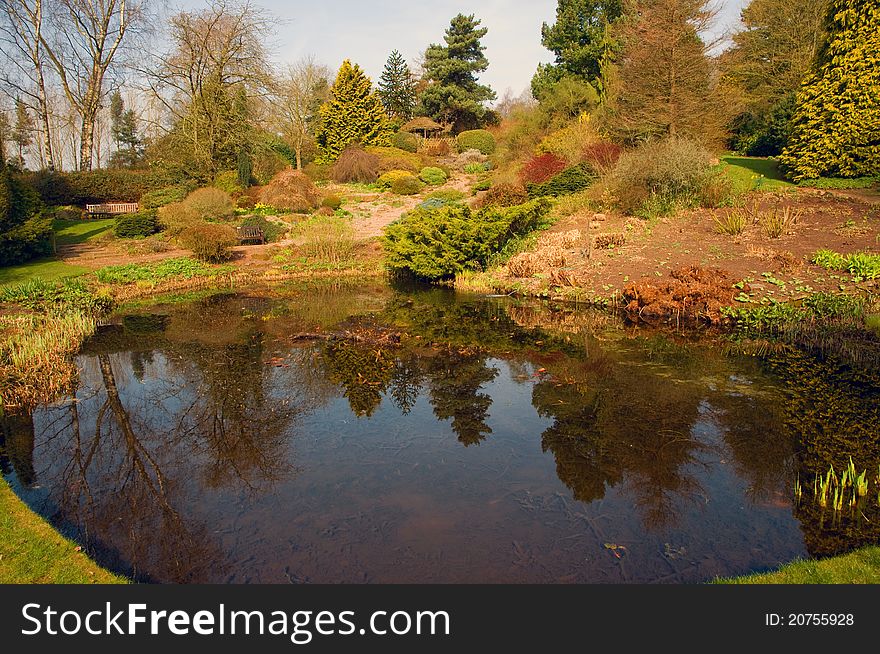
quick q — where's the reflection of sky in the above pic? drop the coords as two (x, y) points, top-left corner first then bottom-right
(172, 0), (749, 98)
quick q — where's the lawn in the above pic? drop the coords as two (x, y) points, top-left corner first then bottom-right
(0, 477), (126, 584)
(0, 257), (89, 287)
(53, 218), (115, 245)
(720, 155), (794, 193)
(717, 547), (880, 584)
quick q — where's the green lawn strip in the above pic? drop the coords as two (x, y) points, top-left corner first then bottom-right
(716, 546), (880, 584)
(53, 218), (115, 245)
(0, 258), (89, 288)
(0, 476), (126, 584)
(720, 155), (794, 193)
(94, 257), (234, 284)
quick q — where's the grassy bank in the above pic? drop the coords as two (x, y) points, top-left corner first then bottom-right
(718, 547), (880, 584)
(0, 476), (126, 584)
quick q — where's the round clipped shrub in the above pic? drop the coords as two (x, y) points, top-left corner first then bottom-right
(260, 169), (321, 213)
(330, 145), (380, 183)
(456, 130), (496, 155)
(183, 187), (236, 221)
(114, 211), (160, 239)
(377, 169), (417, 189)
(473, 183), (529, 209)
(392, 131), (420, 153)
(419, 166), (448, 186)
(391, 175), (425, 196)
(178, 222), (238, 263)
(321, 195), (343, 210)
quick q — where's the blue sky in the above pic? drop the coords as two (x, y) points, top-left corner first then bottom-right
(176, 0), (750, 98)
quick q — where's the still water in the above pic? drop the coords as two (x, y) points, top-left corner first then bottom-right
(3, 282), (879, 583)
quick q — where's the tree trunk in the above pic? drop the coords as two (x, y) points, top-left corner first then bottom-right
(79, 93), (100, 171)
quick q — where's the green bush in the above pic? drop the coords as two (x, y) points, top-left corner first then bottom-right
(526, 164), (595, 198)
(472, 178), (492, 193)
(607, 137), (714, 215)
(178, 223), (238, 263)
(213, 170), (243, 195)
(240, 215), (288, 243)
(0, 213), (53, 266)
(419, 166), (448, 186)
(182, 187), (236, 221)
(456, 130), (496, 155)
(140, 184), (193, 211)
(464, 162), (490, 174)
(382, 198), (552, 281)
(27, 169), (176, 206)
(377, 170), (416, 189)
(393, 131), (420, 153)
(391, 175), (425, 196)
(114, 211), (160, 239)
(474, 183), (529, 209)
(321, 195), (343, 210)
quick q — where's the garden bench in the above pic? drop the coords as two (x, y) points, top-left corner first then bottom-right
(237, 225), (266, 245)
(85, 202), (139, 219)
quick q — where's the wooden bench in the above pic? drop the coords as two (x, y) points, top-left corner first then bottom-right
(237, 226), (265, 245)
(85, 202), (139, 219)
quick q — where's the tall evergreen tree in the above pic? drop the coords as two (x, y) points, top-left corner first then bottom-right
(378, 50), (417, 121)
(316, 60), (392, 162)
(109, 91), (144, 169)
(11, 98), (34, 168)
(532, 0), (624, 100)
(780, 0), (880, 180)
(0, 110), (10, 165)
(418, 14), (496, 133)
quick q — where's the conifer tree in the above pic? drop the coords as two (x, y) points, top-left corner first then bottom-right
(0, 110), (10, 165)
(418, 14), (496, 132)
(11, 98), (34, 168)
(780, 0), (880, 180)
(378, 50), (417, 121)
(109, 90), (144, 169)
(316, 60), (392, 162)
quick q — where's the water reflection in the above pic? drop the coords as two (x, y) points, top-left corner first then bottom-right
(2, 283), (878, 582)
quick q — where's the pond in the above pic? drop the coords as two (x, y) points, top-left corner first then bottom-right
(2, 282), (879, 583)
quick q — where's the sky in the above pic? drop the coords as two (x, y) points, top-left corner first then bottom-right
(177, 0), (751, 100)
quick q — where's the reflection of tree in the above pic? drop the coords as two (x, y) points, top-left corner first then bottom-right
(388, 354), (424, 415)
(0, 412), (36, 485)
(426, 350), (498, 446)
(321, 340), (395, 418)
(533, 357), (707, 531)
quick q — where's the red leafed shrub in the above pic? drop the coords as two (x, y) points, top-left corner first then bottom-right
(519, 153), (568, 185)
(582, 142), (623, 173)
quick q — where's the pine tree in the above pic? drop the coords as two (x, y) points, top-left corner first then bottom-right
(780, 0), (880, 180)
(11, 98), (34, 168)
(109, 91), (144, 169)
(378, 50), (417, 121)
(532, 0), (623, 99)
(418, 14), (496, 133)
(316, 60), (392, 162)
(0, 110), (10, 165)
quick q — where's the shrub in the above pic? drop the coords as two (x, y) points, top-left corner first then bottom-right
(157, 203), (199, 237)
(464, 162), (490, 175)
(114, 211), (160, 239)
(321, 195), (343, 210)
(213, 170), (243, 195)
(140, 184), (193, 211)
(607, 137), (714, 215)
(426, 189), (466, 203)
(391, 175), (425, 196)
(382, 198), (552, 281)
(714, 209), (747, 236)
(178, 222), (238, 262)
(0, 214), (53, 266)
(330, 146), (380, 183)
(377, 170), (416, 189)
(581, 142), (623, 174)
(393, 131), (420, 153)
(419, 166), (448, 186)
(538, 122), (601, 162)
(473, 183), (529, 209)
(259, 169), (321, 213)
(303, 162), (331, 182)
(182, 187), (236, 221)
(27, 169), (176, 206)
(240, 215), (288, 243)
(53, 206), (83, 221)
(365, 146), (424, 173)
(456, 130), (496, 155)
(472, 178), (492, 193)
(422, 139), (452, 156)
(519, 153), (568, 185)
(527, 164), (595, 198)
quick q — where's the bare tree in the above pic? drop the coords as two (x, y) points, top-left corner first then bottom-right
(272, 58), (330, 170)
(0, 0), (55, 169)
(40, 0), (144, 171)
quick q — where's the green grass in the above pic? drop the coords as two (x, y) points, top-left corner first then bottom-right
(53, 218), (115, 245)
(720, 155), (794, 193)
(0, 477), (126, 584)
(716, 547), (880, 584)
(94, 257), (233, 284)
(0, 258), (89, 288)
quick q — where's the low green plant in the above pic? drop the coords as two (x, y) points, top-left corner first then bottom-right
(0, 277), (114, 314)
(527, 164), (595, 199)
(114, 211), (160, 239)
(456, 129), (496, 155)
(812, 249), (880, 280)
(94, 257), (230, 284)
(472, 178), (492, 193)
(419, 166), (448, 186)
(390, 174), (425, 196)
(714, 209), (748, 236)
(799, 177), (878, 190)
(464, 162), (490, 175)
